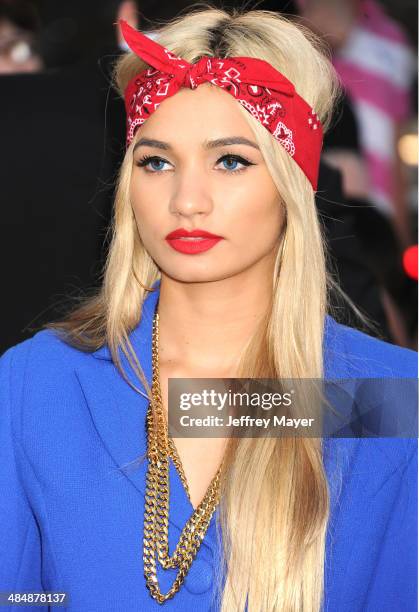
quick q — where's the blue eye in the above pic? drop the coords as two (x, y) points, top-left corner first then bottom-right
(222, 157), (239, 170)
(150, 159), (167, 171)
(217, 154), (254, 173)
(136, 156), (170, 172)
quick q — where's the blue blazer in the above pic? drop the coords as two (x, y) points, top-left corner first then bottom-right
(1, 281), (417, 611)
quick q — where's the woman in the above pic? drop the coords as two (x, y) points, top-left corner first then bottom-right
(0, 7), (417, 612)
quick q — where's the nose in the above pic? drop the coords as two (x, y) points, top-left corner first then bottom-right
(169, 165), (214, 219)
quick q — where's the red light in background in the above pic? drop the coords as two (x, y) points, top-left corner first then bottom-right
(403, 245), (418, 281)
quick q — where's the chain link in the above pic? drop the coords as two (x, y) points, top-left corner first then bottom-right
(143, 311), (224, 603)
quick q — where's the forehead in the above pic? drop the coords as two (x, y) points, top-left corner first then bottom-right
(132, 83), (256, 144)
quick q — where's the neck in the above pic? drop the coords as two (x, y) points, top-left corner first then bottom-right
(156, 265), (274, 373)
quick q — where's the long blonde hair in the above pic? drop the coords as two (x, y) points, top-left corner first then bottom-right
(48, 6), (367, 610)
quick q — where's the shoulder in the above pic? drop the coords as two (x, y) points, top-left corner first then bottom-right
(1, 328), (96, 369)
(0, 330), (108, 460)
(0, 329), (100, 408)
(324, 315), (418, 378)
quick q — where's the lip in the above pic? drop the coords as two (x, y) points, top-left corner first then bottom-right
(165, 227), (224, 255)
(165, 228), (223, 239)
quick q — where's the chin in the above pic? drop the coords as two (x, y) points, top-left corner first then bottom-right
(159, 263), (238, 284)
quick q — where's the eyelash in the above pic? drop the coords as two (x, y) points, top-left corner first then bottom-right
(135, 152), (255, 175)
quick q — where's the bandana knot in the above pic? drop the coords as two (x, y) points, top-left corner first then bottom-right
(182, 57), (212, 89)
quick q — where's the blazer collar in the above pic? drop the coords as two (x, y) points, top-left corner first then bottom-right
(91, 279), (161, 363)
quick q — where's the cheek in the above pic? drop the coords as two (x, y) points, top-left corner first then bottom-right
(130, 181), (162, 238)
(228, 181), (284, 246)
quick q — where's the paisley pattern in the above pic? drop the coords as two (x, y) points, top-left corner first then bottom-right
(120, 19), (323, 190)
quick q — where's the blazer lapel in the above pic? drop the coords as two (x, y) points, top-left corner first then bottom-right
(74, 281), (218, 556)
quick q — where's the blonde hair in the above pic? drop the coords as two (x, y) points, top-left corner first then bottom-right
(48, 5), (371, 610)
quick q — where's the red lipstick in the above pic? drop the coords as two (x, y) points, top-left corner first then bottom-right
(165, 228), (224, 255)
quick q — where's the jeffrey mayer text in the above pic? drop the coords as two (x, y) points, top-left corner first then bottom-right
(226, 415), (315, 428)
(179, 415), (315, 428)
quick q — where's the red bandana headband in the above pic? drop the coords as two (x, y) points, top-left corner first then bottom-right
(119, 19), (323, 190)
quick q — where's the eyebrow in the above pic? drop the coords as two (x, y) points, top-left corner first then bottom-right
(133, 136), (260, 152)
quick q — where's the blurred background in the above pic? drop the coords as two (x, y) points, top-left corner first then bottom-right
(0, 0), (417, 353)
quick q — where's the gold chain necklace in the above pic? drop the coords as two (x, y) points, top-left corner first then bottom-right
(143, 310), (224, 603)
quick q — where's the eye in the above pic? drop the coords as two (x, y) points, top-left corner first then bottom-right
(135, 152), (256, 174)
(135, 155), (172, 173)
(216, 153), (255, 173)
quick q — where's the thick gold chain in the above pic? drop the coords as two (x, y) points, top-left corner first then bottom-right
(143, 310), (224, 604)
